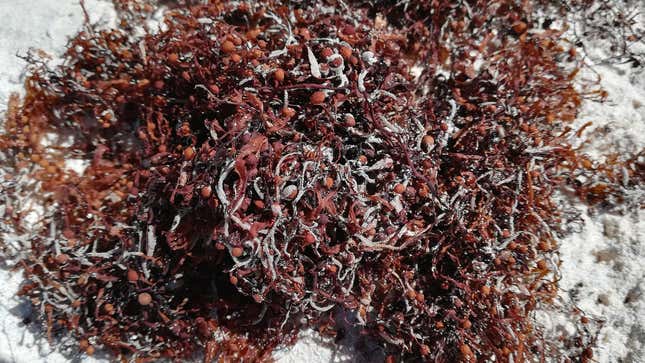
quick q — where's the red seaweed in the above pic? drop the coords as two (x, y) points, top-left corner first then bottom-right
(1, 0), (643, 362)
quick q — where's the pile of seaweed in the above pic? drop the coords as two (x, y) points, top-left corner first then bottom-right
(1, 0), (642, 361)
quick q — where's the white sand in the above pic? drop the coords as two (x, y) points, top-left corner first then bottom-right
(0, 1), (643, 362)
(556, 57), (645, 363)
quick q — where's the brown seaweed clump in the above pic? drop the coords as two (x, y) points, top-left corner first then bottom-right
(1, 0), (643, 362)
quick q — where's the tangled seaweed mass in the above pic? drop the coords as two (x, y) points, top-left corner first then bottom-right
(1, 0), (643, 362)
